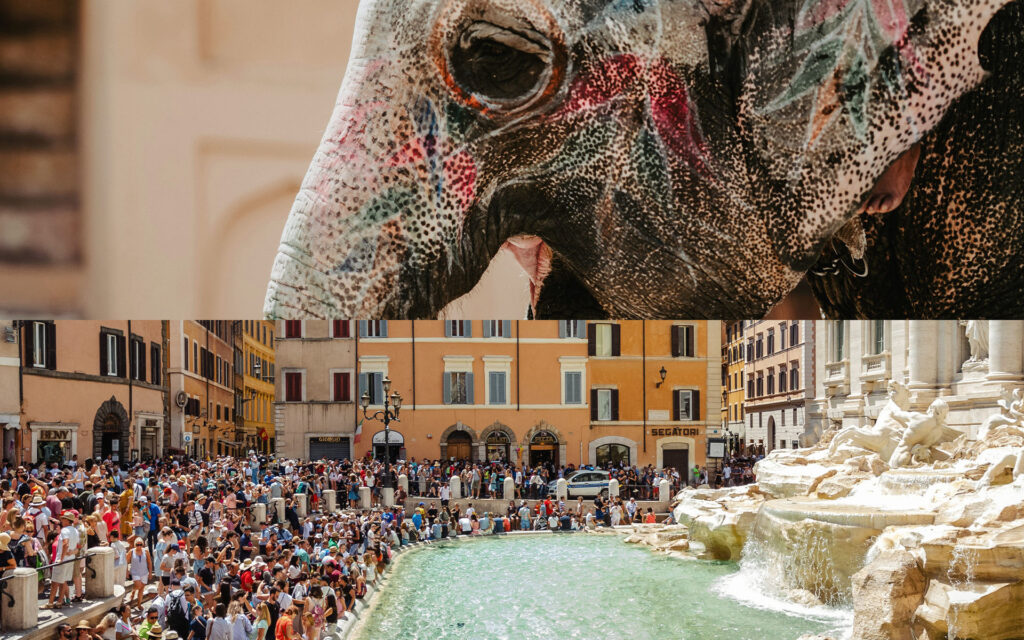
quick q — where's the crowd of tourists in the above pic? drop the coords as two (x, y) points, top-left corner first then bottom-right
(0, 452), (684, 640)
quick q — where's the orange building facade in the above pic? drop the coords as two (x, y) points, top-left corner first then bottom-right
(339, 320), (722, 476)
(168, 321), (236, 458)
(19, 320), (167, 464)
(587, 321), (721, 480)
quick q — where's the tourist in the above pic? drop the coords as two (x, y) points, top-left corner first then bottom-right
(129, 539), (153, 610)
(114, 604), (135, 640)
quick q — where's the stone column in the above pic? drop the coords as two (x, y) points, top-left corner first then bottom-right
(252, 502), (267, 525)
(555, 478), (567, 500)
(359, 486), (371, 509)
(271, 498), (285, 523)
(382, 487), (395, 508)
(398, 474), (409, 494)
(323, 490), (337, 513)
(608, 478), (619, 499)
(503, 477), (515, 501)
(85, 546), (115, 598)
(450, 476), (461, 500)
(658, 479), (672, 502)
(988, 320), (1024, 382)
(908, 321), (939, 396)
(295, 493), (307, 518)
(0, 568), (37, 630)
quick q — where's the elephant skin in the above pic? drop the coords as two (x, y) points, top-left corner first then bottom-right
(265, 0), (1021, 319)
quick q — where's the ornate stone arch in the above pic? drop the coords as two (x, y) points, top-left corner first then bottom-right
(522, 420), (565, 444)
(588, 435), (638, 467)
(439, 421), (479, 462)
(478, 420), (517, 446)
(93, 396), (129, 460)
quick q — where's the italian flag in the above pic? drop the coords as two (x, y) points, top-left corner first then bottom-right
(354, 419), (363, 444)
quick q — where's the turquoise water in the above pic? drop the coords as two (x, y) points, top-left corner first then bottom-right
(355, 534), (849, 640)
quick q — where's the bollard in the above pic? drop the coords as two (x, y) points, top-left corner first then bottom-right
(359, 486), (371, 510)
(450, 476), (462, 500)
(323, 490), (337, 513)
(253, 502), (267, 524)
(295, 493), (307, 518)
(556, 478), (568, 500)
(503, 477), (515, 501)
(0, 568), (37, 630)
(85, 546), (115, 598)
(608, 478), (620, 498)
(659, 479), (672, 502)
(382, 487), (395, 508)
(272, 497), (285, 523)
(398, 474), (409, 495)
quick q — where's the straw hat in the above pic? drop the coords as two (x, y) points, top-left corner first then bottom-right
(148, 624), (163, 640)
(75, 621), (93, 631)
(163, 632), (179, 640)
(0, 533), (10, 551)
(30, 495), (45, 507)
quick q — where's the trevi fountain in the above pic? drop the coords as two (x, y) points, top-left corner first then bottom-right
(615, 321), (1024, 639)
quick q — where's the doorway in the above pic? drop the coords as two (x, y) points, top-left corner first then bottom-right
(663, 447), (689, 481)
(446, 431), (472, 460)
(767, 416), (776, 453)
(529, 430), (559, 467)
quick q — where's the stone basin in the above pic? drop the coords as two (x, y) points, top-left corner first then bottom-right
(877, 469), (962, 494)
(746, 499), (936, 604)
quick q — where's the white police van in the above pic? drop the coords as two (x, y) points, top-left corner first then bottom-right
(548, 469), (611, 498)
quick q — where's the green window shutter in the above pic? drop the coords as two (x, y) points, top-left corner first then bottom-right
(466, 372), (474, 404)
(443, 373), (451, 404)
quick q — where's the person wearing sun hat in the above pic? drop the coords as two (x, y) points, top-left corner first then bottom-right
(0, 532), (15, 573)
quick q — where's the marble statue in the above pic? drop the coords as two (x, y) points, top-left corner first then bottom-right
(888, 399), (960, 468)
(978, 388), (1024, 441)
(827, 381), (912, 463)
(961, 320), (990, 363)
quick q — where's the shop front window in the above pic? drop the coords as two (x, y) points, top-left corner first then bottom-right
(596, 443), (629, 467)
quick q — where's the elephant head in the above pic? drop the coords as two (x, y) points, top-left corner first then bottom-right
(265, 0), (1016, 319)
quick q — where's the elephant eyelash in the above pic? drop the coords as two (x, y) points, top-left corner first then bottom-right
(458, 22), (553, 63)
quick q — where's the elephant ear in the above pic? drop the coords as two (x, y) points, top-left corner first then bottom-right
(708, 0), (1014, 271)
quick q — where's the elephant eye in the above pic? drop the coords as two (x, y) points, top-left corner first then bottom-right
(445, 21), (561, 115)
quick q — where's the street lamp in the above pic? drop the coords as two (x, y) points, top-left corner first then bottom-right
(360, 377), (402, 491)
(655, 366), (668, 388)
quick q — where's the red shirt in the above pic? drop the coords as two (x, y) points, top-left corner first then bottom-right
(274, 614), (292, 640)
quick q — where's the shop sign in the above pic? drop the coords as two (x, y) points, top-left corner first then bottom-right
(40, 429), (71, 441)
(650, 427), (700, 437)
(314, 437), (343, 443)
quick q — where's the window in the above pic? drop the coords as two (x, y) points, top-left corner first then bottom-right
(766, 371), (774, 395)
(285, 320), (302, 339)
(779, 323), (787, 349)
(833, 321), (845, 361)
(150, 343), (161, 385)
(356, 372), (380, 401)
(564, 371), (583, 404)
(332, 320), (351, 338)
(445, 320), (471, 338)
(790, 322), (799, 346)
(592, 388), (617, 421)
(746, 375), (754, 400)
(756, 374), (763, 397)
(596, 443), (630, 467)
(25, 321), (56, 370)
(285, 371), (304, 402)
(359, 320), (388, 338)
(444, 371), (473, 404)
(672, 389), (700, 420)
(560, 320), (585, 338)
(767, 329), (775, 355)
(755, 334), (764, 359)
(487, 371), (507, 404)
(183, 337), (189, 370)
(100, 330), (126, 377)
(193, 341), (198, 373)
(216, 405), (221, 421)
(871, 320), (885, 354)
(778, 366), (787, 393)
(333, 371), (352, 402)
(130, 336), (146, 381)
(672, 324), (695, 357)
(793, 440), (800, 449)
(790, 365), (799, 391)
(589, 323), (620, 357)
(484, 320), (511, 338)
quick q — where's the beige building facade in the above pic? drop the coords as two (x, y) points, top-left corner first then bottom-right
(743, 320), (816, 453)
(1, 321), (20, 463)
(20, 320), (167, 464)
(273, 320), (357, 460)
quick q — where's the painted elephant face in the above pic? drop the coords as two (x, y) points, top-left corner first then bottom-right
(265, 0), (1011, 319)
